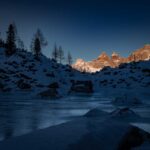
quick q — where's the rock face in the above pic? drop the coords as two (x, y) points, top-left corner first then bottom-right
(73, 45), (150, 72)
(111, 52), (126, 66)
(128, 44), (150, 62)
(72, 59), (90, 72)
(72, 59), (101, 72)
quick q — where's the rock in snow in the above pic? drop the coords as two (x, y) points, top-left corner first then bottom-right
(38, 88), (59, 99)
(110, 107), (139, 118)
(84, 108), (108, 117)
(70, 80), (93, 93)
(112, 94), (142, 106)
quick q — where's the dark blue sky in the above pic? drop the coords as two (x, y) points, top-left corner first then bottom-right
(0, 0), (150, 61)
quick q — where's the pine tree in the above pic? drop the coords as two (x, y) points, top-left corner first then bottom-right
(11, 23), (25, 50)
(0, 32), (5, 48)
(30, 29), (47, 58)
(33, 37), (41, 59)
(67, 52), (73, 65)
(5, 24), (16, 56)
(58, 46), (64, 64)
(52, 43), (59, 62)
(34, 29), (48, 47)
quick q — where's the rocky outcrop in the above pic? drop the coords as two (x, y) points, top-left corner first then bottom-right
(38, 88), (59, 99)
(70, 80), (93, 93)
(110, 108), (139, 118)
(38, 82), (60, 98)
(118, 126), (150, 150)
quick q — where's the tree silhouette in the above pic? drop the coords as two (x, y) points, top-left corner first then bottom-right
(30, 29), (47, 59)
(52, 43), (59, 62)
(33, 37), (41, 59)
(58, 46), (64, 64)
(67, 52), (73, 65)
(0, 32), (5, 48)
(34, 29), (48, 47)
(5, 24), (16, 56)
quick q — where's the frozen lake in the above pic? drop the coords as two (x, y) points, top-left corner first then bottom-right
(0, 92), (113, 141)
(0, 90), (150, 141)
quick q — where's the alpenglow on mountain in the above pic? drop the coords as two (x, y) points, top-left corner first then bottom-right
(72, 45), (150, 72)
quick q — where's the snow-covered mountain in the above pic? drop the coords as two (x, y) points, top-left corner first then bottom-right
(0, 48), (87, 96)
(0, 47), (150, 98)
(0, 46), (150, 149)
(73, 45), (150, 72)
(95, 60), (150, 90)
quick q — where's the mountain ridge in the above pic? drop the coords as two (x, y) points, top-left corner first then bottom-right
(72, 45), (150, 72)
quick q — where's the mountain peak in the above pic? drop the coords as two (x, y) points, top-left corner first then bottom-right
(111, 52), (121, 61)
(74, 58), (86, 65)
(99, 51), (108, 57)
(98, 52), (110, 61)
(111, 52), (119, 57)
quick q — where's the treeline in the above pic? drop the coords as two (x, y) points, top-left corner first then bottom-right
(0, 24), (73, 65)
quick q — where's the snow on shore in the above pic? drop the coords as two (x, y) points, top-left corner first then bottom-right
(0, 108), (150, 150)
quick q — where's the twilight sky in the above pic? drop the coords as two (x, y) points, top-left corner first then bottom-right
(0, 0), (150, 61)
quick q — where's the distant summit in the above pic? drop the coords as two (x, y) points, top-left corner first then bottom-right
(72, 45), (150, 72)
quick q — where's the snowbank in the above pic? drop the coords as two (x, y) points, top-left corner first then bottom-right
(0, 107), (150, 150)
